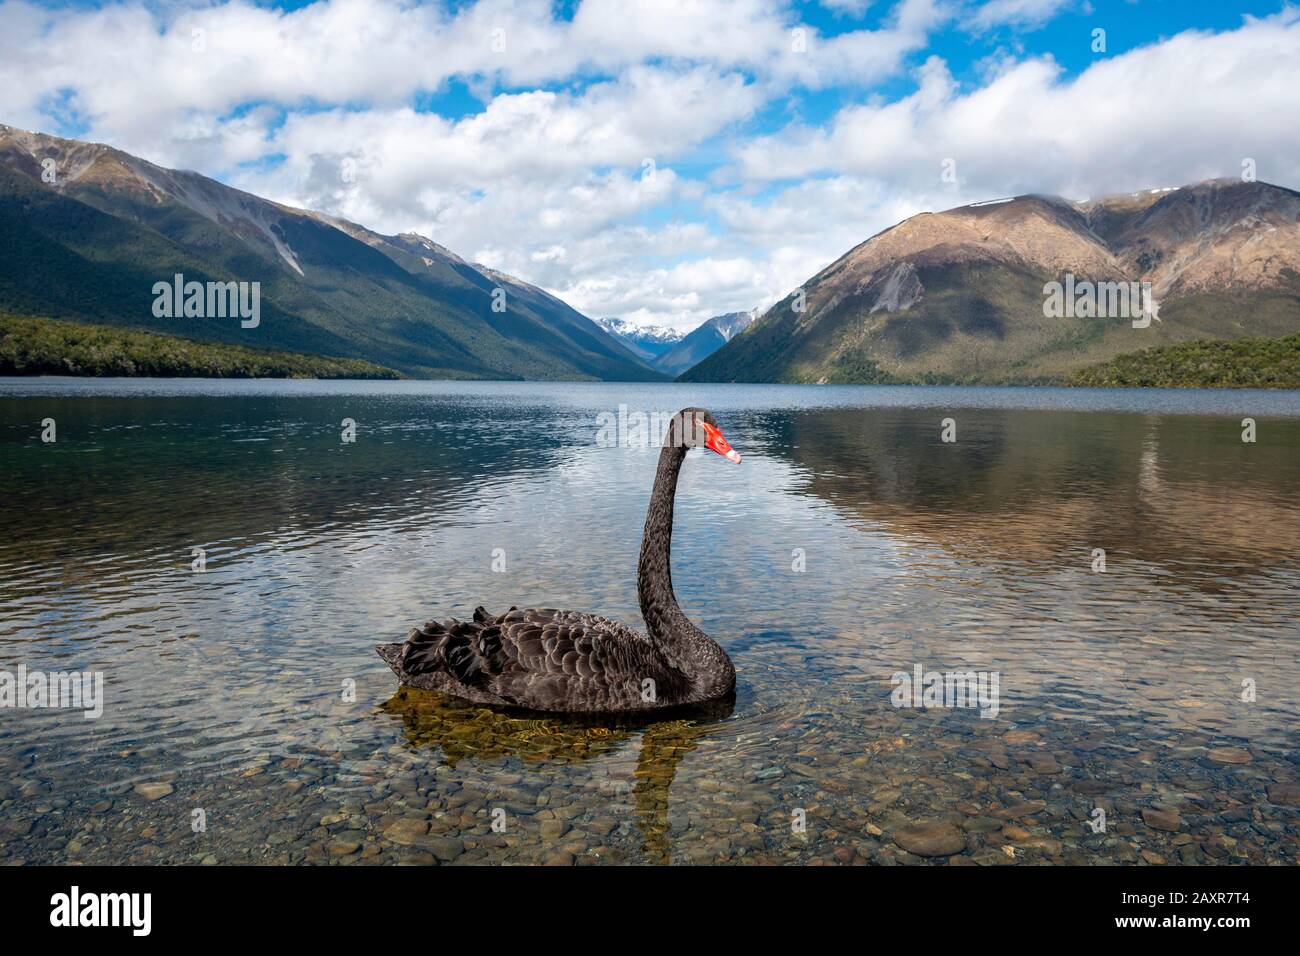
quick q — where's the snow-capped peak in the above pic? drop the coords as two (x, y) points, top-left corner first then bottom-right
(596, 318), (684, 345)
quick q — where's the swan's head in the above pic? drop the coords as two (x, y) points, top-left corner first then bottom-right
(674, 407), (741, 464)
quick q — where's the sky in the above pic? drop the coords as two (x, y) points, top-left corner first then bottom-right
(2, 0), (1298, 331)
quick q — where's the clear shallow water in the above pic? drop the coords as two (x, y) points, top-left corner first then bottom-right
(0, 379), (1297, 866)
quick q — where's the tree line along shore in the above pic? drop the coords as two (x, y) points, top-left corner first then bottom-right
(0, 314), (400, 379)
(2, 312), (1296, 387)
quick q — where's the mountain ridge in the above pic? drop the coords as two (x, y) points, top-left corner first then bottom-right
(595, 317), (683, 365)
(683, 179), (1300, 384)
(600, 311), (756, 375)
(657, 311), (756, 377)
(0, 123), (663, 381)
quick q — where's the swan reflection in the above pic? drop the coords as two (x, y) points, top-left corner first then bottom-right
(380, 688), (735, 861)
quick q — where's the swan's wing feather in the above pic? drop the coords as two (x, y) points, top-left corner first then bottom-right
(496, 609), (653, 680)
(399, 607), (683, 710)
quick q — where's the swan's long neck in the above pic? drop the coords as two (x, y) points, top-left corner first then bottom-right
(637, 443), (735, 701)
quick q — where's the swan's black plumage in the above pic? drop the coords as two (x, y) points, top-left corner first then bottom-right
(377, 407), (738, 714)
(377, 606), (692, 712)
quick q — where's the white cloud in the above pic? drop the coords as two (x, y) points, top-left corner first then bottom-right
(0, 0), (942, 156)
(821, 0), (876, 16)
(241, 64), (756, 211)
(735, 10), (1300, 201)
(969, 0), (1073, 31)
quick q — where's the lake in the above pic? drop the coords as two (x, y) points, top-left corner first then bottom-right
(1, 378), (1297, 865)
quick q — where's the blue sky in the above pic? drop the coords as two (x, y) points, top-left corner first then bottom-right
(3, 0), (1298, 329)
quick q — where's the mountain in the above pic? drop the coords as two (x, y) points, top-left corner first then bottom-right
(595, 317), (683, 364)
(682, 180), (1300, 384)
(599, 312), (755, 375)
(658, 310), (756, 377)
(0, 124), (663, 381)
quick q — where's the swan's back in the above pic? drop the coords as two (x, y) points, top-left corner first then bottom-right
(377, 605), (695, 713)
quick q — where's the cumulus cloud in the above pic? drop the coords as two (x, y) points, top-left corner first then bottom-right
(968, 0), (1073, 31)
(0, 0), (940, 153)
(240, 65), (756, 217)
(736, 10), (1300, 199)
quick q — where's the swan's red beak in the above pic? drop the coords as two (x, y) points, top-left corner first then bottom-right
(702, 422), (741, 463)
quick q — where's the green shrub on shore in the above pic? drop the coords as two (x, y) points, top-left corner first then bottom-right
(1069, 334), (1300, 388)
(0, 314), (400, 379)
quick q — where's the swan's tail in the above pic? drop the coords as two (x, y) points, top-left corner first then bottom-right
(376, 606), (511, 685)
(375, 641), (404, 672)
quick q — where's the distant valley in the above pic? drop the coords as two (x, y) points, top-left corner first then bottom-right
(599, 311), (756, 377)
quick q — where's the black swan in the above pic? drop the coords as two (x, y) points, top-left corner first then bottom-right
(377, 407), (740, 713)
